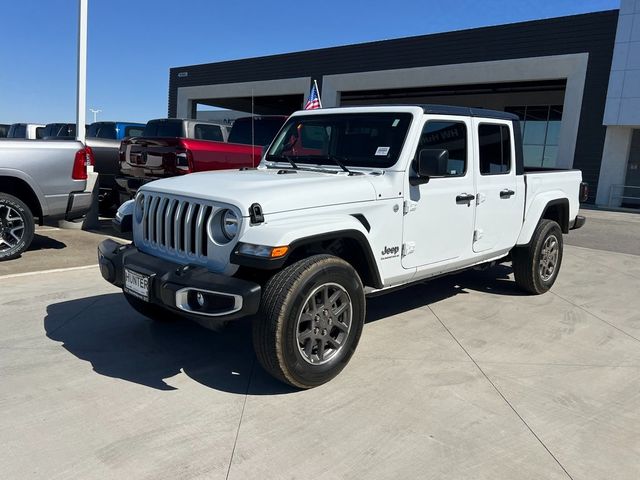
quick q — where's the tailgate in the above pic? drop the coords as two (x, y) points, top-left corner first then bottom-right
(121, 137), (184, 178)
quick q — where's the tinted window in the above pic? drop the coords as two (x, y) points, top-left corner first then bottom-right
(142, 120), (184, 137)
(194, 124), (223, 142)
(229, 117), (286, 146)
(418, 121), (467, 176)
(97, 125), (116, 139)
(35, 127), (44, 139)
(8, 124), (27, 138)
(43, 124), (76, 137)
(124, 126), (144, 137)
(478, 124), (511, 175)
(42, 124), (64, 137)
(86, 124), (100, 137)
(0, 125), (9, 138)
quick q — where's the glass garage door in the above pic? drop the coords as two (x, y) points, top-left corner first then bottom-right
(505, 105), (562, 167)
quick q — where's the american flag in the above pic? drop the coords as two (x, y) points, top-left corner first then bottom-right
(304, 82), (321, 110)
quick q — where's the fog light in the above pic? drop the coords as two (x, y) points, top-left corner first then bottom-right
(196, 291), (205, 307)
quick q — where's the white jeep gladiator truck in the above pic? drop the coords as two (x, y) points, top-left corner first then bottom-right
(99, 105), (587, 388)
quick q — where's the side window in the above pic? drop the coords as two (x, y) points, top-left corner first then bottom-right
(125, 126), (144, 137)
(194, 124), (223, 142)
(478, 124), (511, 175)
(418, 121), (467, 176)
(97, 126), (117, 139)
(35, 127), (44, 139)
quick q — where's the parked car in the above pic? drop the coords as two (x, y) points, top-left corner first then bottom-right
(86, 121), (145, 214)
(0, 139), (95, 260)
(87, 121), (145, 141)
(115, 116), (285, 201)
(99, 105), (588, 388)
(0, 125), (10, 138)
(7, 123), (45, 139)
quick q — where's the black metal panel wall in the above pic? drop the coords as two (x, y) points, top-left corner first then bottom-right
(168, 11), (617, 201)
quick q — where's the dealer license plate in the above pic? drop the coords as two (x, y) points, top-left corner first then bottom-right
(124, 269), (150, 301)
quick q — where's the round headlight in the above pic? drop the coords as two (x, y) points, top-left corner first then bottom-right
(221, 209), (239, 240)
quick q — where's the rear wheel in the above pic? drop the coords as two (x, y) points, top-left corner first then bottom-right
(124, 293), (175, 322)
(512, 219), (563, 294)
(0, 193), (35, 261)
(253, 254), (366, 389)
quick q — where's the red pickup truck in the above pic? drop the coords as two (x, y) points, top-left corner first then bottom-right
(116, 116), (286, 201)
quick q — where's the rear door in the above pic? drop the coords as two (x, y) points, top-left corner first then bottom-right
(472, 119), (523, 253)
(402, 116), (476, 269)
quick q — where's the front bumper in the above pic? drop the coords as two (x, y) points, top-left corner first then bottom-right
(98, 239), (261, 329)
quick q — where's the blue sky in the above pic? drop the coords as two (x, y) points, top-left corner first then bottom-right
(0, 0), (619, 124)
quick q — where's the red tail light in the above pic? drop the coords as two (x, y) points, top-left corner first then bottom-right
(175, 149), (193, 174)
(72, 147), (94, 180)
(579, 182), (589, 203)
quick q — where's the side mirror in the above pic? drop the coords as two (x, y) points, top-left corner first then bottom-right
(410, 149), (449, 186)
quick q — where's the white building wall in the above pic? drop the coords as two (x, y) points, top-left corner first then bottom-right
(599, 0), (640, 205)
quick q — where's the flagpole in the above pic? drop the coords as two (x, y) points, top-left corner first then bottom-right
(314, 79), (323, 108)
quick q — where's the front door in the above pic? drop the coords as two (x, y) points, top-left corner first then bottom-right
(402, 117), (476, 269)
(472, 120), (523, 253)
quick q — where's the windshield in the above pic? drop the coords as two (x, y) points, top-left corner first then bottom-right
(266, 113), (413, 168)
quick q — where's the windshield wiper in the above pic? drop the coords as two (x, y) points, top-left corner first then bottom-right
(266, 154), (298, 169)
(291, 155), (356, 175)
(322, 155), (353, 175)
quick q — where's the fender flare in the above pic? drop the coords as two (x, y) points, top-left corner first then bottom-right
(232, 215), (383, 288)
(517, 193), (569, 245)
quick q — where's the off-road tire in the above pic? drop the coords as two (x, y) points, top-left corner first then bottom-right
(512, 219), (563, 294)
(0, 193), (35, 261)
(253, 254), (366, 389)
(124, 292), (175, 322)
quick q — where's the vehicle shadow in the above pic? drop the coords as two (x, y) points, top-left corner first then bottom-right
(44, 265), (521, 394)
(27, 233), (66, 252)
(44, 293), (292, 395)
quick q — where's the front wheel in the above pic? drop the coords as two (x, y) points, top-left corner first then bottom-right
(512, 219), (563, 294)
(253, 254), (366, 389)
(0, 193), (35, 262)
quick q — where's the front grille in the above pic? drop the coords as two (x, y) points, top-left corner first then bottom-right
(140, 193), (214, 259)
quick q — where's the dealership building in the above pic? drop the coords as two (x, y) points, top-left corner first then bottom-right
(168, 4), (640, 207)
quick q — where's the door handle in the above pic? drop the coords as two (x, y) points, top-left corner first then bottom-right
(456, 193), (475, 204)
(500, 189), (515, 199)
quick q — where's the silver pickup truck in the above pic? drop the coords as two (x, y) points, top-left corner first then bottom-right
(0, 140), (94, 261)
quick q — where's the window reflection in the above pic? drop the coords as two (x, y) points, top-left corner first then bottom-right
(505, 105), (563, 167)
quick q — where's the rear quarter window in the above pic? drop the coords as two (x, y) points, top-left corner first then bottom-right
(194, 124), (223, 142)
(124, 126), (144, 137)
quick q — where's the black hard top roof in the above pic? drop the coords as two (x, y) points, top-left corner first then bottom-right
(420, 104), (519, 120)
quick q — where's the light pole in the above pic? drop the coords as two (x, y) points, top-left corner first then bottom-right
(76, 0), (88, 143)
(89, 108), (102, 123)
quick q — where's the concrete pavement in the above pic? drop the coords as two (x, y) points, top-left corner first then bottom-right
(0, 210), (639, 479)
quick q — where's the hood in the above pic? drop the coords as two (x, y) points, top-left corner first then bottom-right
(140, 168), (379, 215)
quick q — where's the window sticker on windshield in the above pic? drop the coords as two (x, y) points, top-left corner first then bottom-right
(392, 119), (400, 127)
(375, 146), (390, 156)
